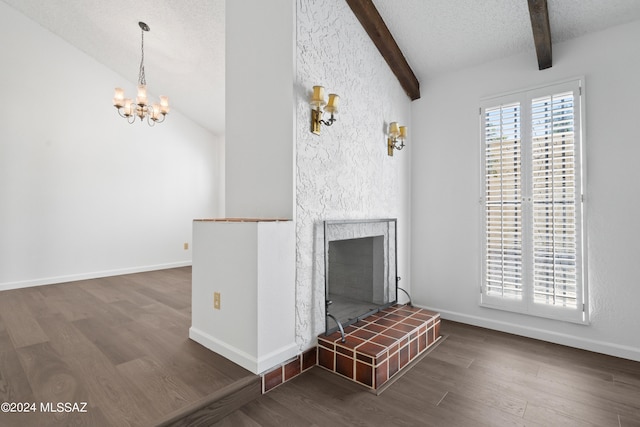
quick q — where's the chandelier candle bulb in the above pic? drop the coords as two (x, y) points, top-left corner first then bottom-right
(113, 88), (124, 107)
(151, 105), (161, 121)
(123, 99), (133, 117)
(136, 85), (148, 106)
(159, 96), (170, 114)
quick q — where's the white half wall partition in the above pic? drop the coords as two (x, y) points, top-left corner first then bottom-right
(190, 219), (297, 374)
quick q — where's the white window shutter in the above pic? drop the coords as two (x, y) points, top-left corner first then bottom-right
(531, 91), (578, 308)
(480, 79), (587, 323)
(483, 103), (523, 300)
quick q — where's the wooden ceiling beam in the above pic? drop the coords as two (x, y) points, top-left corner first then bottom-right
(345, 0), (420, 100)
(528, 0), (552, 70)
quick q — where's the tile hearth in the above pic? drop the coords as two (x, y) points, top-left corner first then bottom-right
(317, 304), (441, 391)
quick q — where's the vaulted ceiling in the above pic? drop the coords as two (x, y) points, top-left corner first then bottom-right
(1, 0), (225, 135)
(3, 0), (640, 135)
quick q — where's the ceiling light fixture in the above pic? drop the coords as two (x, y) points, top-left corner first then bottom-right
(113, 22), (169, 126)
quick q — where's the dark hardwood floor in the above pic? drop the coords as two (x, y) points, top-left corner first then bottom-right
(213, 321), (640, 427)
(0, 267), (254, 427)
(2, 267), (640, 426)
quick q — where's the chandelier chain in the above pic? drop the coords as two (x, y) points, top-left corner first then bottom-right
(138, 27), (146, 86)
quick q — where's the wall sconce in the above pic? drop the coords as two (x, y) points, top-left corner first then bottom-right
(387, 122), (407, 156)
(310, 86), (340, 135)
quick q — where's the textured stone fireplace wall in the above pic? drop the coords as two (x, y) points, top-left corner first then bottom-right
(295, 0), (413, 350)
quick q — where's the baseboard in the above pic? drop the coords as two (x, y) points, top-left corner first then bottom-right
(189, 327), (298, 375)
(418, 305), (640, 362)
(255, 343), (299, 374)
(189, 327), (257, 373)
(0, 261), (192, 292)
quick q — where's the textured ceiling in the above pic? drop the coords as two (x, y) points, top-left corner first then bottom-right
(373, 0), (640, 83)
(3, 0), (640, 135)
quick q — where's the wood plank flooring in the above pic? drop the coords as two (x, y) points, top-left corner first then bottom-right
(0, 267), (255, 427)
(213, 321), (640, 427)
(2, 267), (640, 426)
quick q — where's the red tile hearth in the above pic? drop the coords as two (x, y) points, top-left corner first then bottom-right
(317, 304), (441, 391)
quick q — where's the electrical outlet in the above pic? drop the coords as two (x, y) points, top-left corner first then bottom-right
(184, 242), (189, 250)
(214, 292), (221, 310)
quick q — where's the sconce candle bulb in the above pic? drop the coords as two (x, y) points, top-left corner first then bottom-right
(312, 86), (326, 107)
(325, 94), (340, 114)
(310, 85), (340, 135)
(389, 122), (400, 137)
(388, 121), (408, 156)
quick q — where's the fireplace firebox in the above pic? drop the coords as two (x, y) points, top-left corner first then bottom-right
(324, 219), (397, 336)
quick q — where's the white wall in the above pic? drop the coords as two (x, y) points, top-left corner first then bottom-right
(225, 0), (295, 219)
(295, 0), (413, 350)
(411, 20), (640, 361)
(0, 2), (224, 290)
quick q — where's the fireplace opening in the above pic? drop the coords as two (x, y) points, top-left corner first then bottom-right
(324, 219), (397, 334)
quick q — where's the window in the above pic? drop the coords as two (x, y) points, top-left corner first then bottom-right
(480, 79), (587, 324)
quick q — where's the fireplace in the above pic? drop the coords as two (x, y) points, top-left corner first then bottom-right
(316, 219), (442, 392)
(324, 219), (397, 335)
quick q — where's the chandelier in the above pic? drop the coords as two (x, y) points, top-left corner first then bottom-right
(113, 22), (169, 126)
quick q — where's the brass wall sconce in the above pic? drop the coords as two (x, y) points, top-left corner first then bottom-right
(310, 86), (340, 135)
(387, 122), (407, 156)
